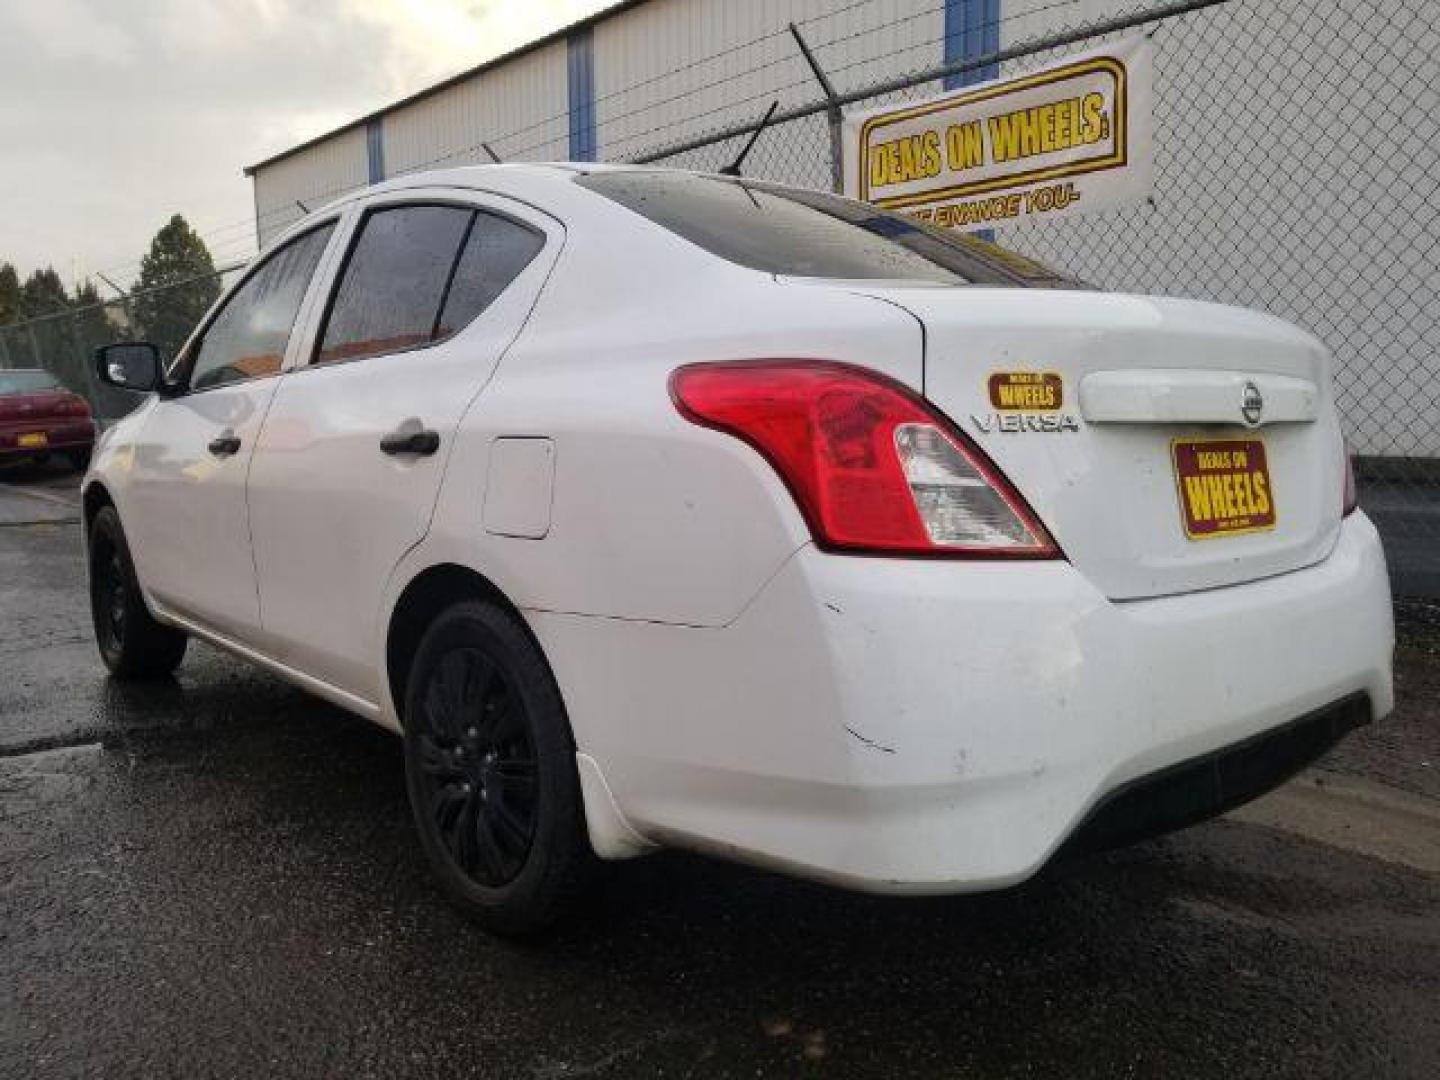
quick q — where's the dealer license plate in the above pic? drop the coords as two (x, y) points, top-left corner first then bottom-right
(1172, 437), (1276, 540)
(17, 432), (48, 449)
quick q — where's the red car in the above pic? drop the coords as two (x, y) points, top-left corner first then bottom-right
(0, 369), (96, 470)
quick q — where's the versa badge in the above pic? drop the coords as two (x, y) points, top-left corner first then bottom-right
(973, 370), (1080, 433)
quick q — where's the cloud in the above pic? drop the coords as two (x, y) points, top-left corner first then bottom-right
(0, 0), (606, 288)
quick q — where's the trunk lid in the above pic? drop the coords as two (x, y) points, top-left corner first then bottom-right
(848, 286), (1345, 600)
(0, 390), (81, 424)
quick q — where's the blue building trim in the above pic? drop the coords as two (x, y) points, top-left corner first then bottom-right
(365, 117), (385, 183)
(567, 28), (597, 162)
(944, 0), (1001, 90)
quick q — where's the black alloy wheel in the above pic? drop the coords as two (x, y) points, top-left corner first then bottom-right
(87, 504), (187, 679)
(414, 647), (538, 886)
(402, 600), (594, 935)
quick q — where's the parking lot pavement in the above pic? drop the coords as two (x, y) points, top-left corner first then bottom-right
(2, 464), (1438, 1079)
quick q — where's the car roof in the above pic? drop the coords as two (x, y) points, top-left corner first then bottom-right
(266, 162), (685, 253)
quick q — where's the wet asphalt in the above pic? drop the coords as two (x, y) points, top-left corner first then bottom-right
(1, 459), (1437, 1079)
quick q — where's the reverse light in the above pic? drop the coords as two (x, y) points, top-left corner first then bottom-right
(669, 360), (1058, 558)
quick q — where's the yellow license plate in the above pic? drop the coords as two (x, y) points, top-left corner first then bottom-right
(17, 432), (48, 449)
(1172, 437), (1276, 540)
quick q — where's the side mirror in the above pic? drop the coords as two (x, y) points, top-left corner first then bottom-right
(95, 342), (163, 393)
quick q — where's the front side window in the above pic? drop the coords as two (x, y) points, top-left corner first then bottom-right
(316, 204), (544, 365)
(188, 224), (334, 392)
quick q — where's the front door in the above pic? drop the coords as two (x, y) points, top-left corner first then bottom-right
(125, 222), (337, 639)
(246, 192), (557, 702)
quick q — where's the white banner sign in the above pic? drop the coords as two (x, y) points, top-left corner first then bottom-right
(843, 36), (1153, 230)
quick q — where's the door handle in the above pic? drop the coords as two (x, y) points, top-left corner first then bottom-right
(208, 431), (241, 456)
(380, 425), (440, 457)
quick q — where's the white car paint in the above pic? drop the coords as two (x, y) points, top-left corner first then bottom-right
(86, 163), (1394, 891)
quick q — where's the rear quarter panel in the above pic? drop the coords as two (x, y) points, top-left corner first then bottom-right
(416, 189), (926, 629)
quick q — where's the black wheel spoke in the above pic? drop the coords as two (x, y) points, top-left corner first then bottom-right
(450, 787), (482, 870)
(428, 782), (466, 829)
(424, 676), (456, 741)
(473, 813), (507, 881)
(494, 759), (537, 795)
(490, 796), (532, 854)
(418, 736), (464, 779)
(414, 640), (539, 888)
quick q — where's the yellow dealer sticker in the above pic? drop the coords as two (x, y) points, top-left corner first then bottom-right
(989, 371), (1063, 412)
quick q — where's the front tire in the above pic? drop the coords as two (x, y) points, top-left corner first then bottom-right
(403, 600), (594, 936)
(88, 505), (187, 679)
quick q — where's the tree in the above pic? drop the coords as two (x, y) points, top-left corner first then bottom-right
(20, 266), (69, 319)
(71, 280), (116, 352)
(131, 214), (221, 358)
(0, 263), (20, 326)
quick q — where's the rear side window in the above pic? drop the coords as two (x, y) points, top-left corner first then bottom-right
(316, 204), (543, 365)
(437, 216), (545, 338)
(577, 170), (1081, 287)
(0, 371), (62, 395)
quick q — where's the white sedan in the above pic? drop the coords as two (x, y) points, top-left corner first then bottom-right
(86, 164), (1394, 935)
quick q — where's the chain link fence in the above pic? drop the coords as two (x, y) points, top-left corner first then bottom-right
(0, 0), (1433, 591)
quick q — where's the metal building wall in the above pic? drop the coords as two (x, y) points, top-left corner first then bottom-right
(248, 0), (958, 241)
(253, 125), (369, 247)
(383, 40), (570, 175)
(592, 0), (944, 188)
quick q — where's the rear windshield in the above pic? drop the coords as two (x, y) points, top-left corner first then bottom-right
(0, 371), (63, 396)
(576, 170), (1082, 288)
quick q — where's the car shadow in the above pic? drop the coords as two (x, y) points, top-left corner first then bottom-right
(0, 454), (85, 490)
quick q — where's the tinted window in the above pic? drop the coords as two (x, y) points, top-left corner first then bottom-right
(577, 170), (1081, 287)
(0, 371), (63, 395)
(435, 213), (544, 339)
(189, 224), (334, 391)
(318, 207), (465, 364)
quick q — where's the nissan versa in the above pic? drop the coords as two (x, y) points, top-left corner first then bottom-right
(83, 165), (1394, 935)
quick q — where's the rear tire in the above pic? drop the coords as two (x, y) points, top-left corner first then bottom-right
(88, 505), (187, 680)
(403, 600), (595, 936)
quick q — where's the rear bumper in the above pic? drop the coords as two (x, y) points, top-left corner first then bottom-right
(1059, 692), (1370, 858)
(536, 512), (1394, 892)
(0, 419), (95, 454)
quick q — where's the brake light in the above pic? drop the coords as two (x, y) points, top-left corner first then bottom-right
(67, 395), (91, 418)
(1342, 444), (1357, 517)
(670, 360), (1058, 557)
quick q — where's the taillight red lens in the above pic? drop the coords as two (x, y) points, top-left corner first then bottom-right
(1342, 445), (1357, 517)
(68, 395), (91, 418)
(670, 360), (1058, 558)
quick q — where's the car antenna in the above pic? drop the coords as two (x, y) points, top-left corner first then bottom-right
(718, 100), (780, 178)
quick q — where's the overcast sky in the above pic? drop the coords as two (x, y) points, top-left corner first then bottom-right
(0, 0), (608, 292)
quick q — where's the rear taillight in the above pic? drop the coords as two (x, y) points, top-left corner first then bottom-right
(670, 360), (1058, 558)
(67, 395), (91, 418)
(1342, 444), (1357, 517)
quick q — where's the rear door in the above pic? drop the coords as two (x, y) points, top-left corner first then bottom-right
(245, 190), (558, 701)
(124, 222), (337, 637)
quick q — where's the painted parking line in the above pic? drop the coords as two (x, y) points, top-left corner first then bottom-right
(0, 480), (81, 509)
